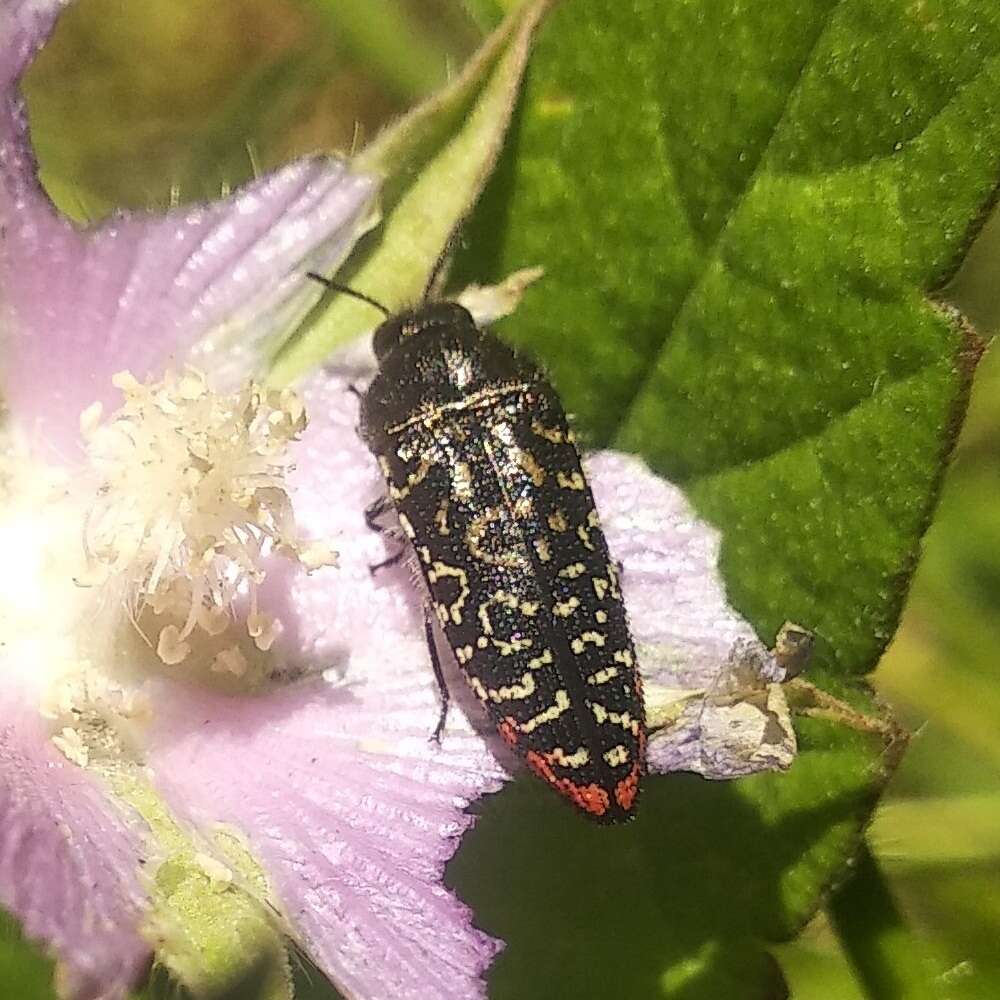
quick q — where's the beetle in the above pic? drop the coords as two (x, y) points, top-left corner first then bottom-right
(309, 273), (646, 823)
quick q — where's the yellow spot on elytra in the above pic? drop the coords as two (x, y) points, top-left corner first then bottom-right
(466, 674), (488, 701)
(570, 631), (606, 654)
(534, 538), (552, 562)
(590, 702), (640, 735)
(553, 597), (580, 618)
(492, 635), (533, 656)
(607, 561), (623, 598)
(427, 561), (469, 625)
(465, 508), (526, 569)
(530, 419), (566, 443)
(559, 562), (586, 579)
(557, 471), (585, 491)
(587, 666), (619, 685)
(550, 746), (590, 768)
(595, 610), (608, 624)
(434, 500), (450, 536)
(477, 590), (513, 634)
(592, 577), (609, 599)
(520, 690), (571, 733)
(604, 745), (630, 767)
(547, 509), (569, 532)
(452, 461), (473, 501)
(489, 672), (536, 702)
(517, 449), (546, 487)
(528, 649), (554, 669)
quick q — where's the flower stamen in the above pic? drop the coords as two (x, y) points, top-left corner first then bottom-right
(80, 369), (337, 675)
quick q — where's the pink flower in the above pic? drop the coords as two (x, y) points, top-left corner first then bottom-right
(0, 3), (799, 998)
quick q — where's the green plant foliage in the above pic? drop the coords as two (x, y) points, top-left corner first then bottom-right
(455, 0), (999, 680)
(0, 910), (56, 1000)
(9, 1), (1000, 998)
(866, 339), (1000, 999)
(452, 719), (890, 999)
(303, 0), (477, 103)
(268, 0), (554, 384)
(447, 0), (1000, 995)
(23, 0), (479, 220)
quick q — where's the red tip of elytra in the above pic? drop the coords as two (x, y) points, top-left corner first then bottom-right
(614, 729), (645, 811)
(525, 750), (611, 818)
(498, 717), (519, 748)
(614, 763), (640, 811)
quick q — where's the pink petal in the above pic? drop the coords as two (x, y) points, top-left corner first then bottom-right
(589, 451), (793, 775)
(589, 450), (769, 676)
(144, 679), (505, 1000)
(141, 369), (507, 997)
(0, 0), (377, 458)
(0, 687), (150, 1000)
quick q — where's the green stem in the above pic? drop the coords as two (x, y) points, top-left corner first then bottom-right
(827, 840), (943, 1000)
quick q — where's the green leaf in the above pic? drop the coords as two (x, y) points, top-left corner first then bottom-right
(461, 0), (506, 32)
(827, 842), (945, 999)
(0, 910), (56, 1000)
(448, 0), (1000, 996)
(455, 0), (998, 680)
(870, 339), (1000, 998)
(870, 792), (1000, 868)
(451, 719), (894, 999)
(266, 0), (555, 385)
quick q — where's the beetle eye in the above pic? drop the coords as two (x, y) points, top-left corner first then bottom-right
(372, 318), (405, 360)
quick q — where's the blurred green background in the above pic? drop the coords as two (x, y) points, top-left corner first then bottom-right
(5, 0), (1000, 997)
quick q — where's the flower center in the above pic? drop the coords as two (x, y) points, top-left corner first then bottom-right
(78, 368), (336, 679)
(0, 369), (337, 764)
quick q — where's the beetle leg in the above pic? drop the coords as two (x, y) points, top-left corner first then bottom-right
(368, 547), (407, 576)
(423, 607), (451, 743)
(364, 495), (408, 574)
(364, 495), (391, 532)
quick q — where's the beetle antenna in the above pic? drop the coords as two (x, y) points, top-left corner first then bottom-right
(422, 231), (462, 302)
(306, 272), (391, 318)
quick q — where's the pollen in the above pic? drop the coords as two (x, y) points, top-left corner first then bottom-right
(80, 368), (337, 668)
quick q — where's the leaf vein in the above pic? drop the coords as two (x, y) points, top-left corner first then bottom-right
(688, 355), (948, 487)
(613, 0), (845, 441)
